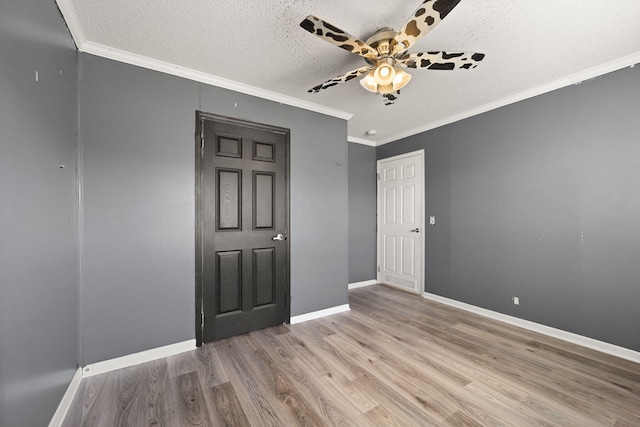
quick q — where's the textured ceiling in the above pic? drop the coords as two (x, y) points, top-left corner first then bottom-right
(58, 0), (640, 145)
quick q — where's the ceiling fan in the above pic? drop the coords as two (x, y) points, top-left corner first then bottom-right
(300, 0), (485, 105)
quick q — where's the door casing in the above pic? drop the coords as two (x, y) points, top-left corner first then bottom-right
(195, 111), (290, 346)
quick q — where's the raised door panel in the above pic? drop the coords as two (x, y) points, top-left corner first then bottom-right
(401, 237), (415, 277)
(216, 250), (242, 315)
(253, 248), (276, 308)
(384, 167), (397, 182)
(253, 171), (274, 230)
(401, 185), (415, 225)
(216, 134), (242, 158)
(383, 235), (396, 273)
(384, 187), (397, 225)
(253, 140), (276, 162)
(216, 168), (242, 231)
(401, 164), (415, 180)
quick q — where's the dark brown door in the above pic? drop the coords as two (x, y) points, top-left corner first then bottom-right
(196, 113), (289, 344)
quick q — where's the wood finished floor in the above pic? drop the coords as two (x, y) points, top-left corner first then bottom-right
(63, 285), (640, 426)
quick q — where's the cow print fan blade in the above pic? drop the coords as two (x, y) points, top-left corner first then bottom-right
(300, 16), (378, 60)
(383, 91), (401, 106)
(400, 51), (485, 70)
(392, 0), (462, 55)
(307, 66), (374, 93)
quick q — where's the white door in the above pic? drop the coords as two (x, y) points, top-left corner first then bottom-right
(377, 150), (424, 294)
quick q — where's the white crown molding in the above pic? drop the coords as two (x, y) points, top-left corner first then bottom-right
(290, 304), (350, 324)
(48, 368), (82, 427)
(82, 339), (196, 378)
(54, 0), (353, 121)
(348, 279), (378, 290)
(423, 292), (640, 364)
(376, 51), (640, 146)
(78, 41), (353, 121)
(55, 0), (86, 47)
(348, 136), (377, 147)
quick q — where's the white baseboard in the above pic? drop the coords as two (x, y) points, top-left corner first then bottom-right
(290, 304), (350, 324)
(348, 279), (378, 290)
(49, 367), (82, 427)
(82, 339), (196, 378)
(423, 292), (640, 364)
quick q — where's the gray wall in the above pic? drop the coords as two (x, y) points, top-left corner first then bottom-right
(377, 66), (640, 351)
(78, 54), (198, 365)
(0, 0), (79, 425)
(79, 54), (349, 365)
(348, 143), (377, 283)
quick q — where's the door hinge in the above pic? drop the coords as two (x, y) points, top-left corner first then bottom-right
(200, 304), (205, 328)
(201, 138), (205, 150)
(377, 173), (380, 180)
(377, 266), (381, 272)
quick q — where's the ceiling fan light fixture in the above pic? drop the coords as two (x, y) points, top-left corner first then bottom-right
(360, 64), (411, 94)
(377, 83), (395, 95)
(373, 59), (396, 86)
(359, 70), (378, 92)
(392, 67), (412, 91)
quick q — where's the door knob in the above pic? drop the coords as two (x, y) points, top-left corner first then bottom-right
(272, 233), (286, 241)
(409, 228), (420, 233)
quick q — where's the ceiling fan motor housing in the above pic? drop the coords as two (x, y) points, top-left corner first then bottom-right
(365, 28), (398, 62)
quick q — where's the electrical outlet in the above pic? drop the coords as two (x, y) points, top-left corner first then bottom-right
(513, 296), (520, 305)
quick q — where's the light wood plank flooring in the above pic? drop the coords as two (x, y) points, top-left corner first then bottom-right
(63, 285), (640, 426)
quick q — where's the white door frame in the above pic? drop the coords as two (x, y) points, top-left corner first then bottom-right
(376, 149), (425, 294)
